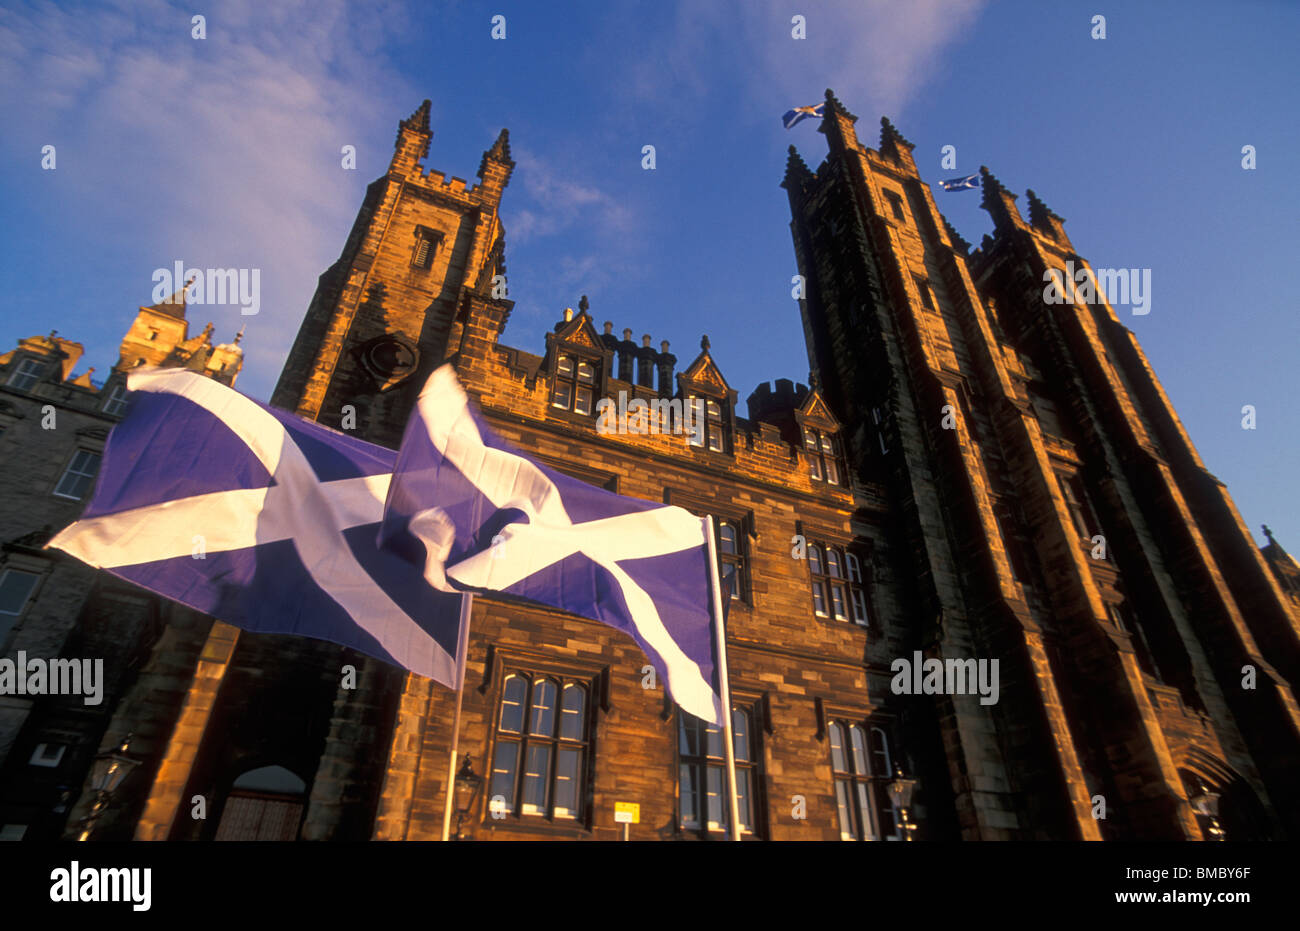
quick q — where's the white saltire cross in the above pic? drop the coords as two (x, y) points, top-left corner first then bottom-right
(406, 366), (722, 723)
(47, 367), (459, 685)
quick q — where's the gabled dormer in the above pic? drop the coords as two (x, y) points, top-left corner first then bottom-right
(677, 335), (738, 454)
(794, 385), (846, 487)
(544, 298), (612, 419)
(745, 377), (847, 488)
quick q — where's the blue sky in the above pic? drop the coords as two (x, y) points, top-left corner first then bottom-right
(1, 0), (1296, 546)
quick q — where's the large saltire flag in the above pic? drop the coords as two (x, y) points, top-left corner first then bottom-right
(47, 367), (468, 687)
(378, 365), (726, 725)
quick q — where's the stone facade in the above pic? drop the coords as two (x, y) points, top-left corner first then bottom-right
(1, 93), (1294, 842)
(0, 292), (242, 840)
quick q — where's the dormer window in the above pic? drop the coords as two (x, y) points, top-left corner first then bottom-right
(102, 383), (129, 416)
(688, 397), (727, 452)
(411, 227), (441, 269)
(552, 354), (597, 415)
(7, 359), (46, 392)
(803, 427), (842, 485)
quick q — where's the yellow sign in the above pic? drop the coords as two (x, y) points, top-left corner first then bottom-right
(614, 802), (640, 824)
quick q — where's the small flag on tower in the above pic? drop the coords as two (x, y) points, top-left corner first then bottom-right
(940, 173), (980, 192)
(782, 103), (824, 130)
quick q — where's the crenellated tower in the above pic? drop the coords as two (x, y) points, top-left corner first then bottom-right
(272, 100), (515, 447)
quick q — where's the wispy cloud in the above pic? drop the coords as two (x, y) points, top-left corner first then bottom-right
(625, 0), (986, 123)
(0, 0), (415, 399)
(508, 147), (637, 244)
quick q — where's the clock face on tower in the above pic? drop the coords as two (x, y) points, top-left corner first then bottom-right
(354, 332), (421, 392)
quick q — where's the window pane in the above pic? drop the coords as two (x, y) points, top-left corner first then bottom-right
(679, 764), (700, 829)
(559, 684), (586, 741)
(828, 723), (847, 773)
(731, 709), (750, 763)
(706, 764), (725, 830)
(0, 570), (40, 616)
(557, 356), (573, 377)
(857, 782), (876, 839)
(808, 452), (823, 480)
(825, 459), (840, 485)
(813, 582), (827, 617)
(845, 553), (862, 583)
(803, 427), (819, 450)
(718, 522), (738, 554)
(874, 784), (898, 839)
(529, 679), (557, 736)
(825, 550), (842, 578)
(553, 748), (582, 818)
(706, 400), (721, 420)
(849, 725), (869, 775)
(736, 768), (753, 834)
(552, 382), (572, 410)
(54, 451), (101, 499)
(835, 780), (857, 840)
(574, 386), (593, 415)
(8, 360), (45, 390)
(708, 427), (723, 452)
(576, 361), (594, 384)
(489, 740), (519, 814)
(678, 715), (698, 757)
(704, 722), (723, 760)
(499, 675), (526, 733)
(520, 744), (551, 814)
(851, 590), (869, 627)
(808, 546), (823, 575)
(870, 727), (892, 776)
(721, 562), (738, 599)
(831, 583), (847, 620)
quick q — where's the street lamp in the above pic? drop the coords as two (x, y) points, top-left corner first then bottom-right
(887, 765), (919, 841)
(77, 735), (141, 841)
(1190, 782), (1226, 841)
(452, 755), (483, 840)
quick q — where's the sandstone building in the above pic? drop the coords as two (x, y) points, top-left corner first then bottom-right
(1, 91), (1296, 841)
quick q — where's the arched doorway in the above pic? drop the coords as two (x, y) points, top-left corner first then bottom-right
(213, 765), (307, 841)
(1176, 753), (1273, 841)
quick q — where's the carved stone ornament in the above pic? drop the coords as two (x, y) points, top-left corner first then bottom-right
(354, 333), (421, 391)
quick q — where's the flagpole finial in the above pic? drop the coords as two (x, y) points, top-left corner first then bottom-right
(578, 294), (589, 315)
(701, 334), (710, 351)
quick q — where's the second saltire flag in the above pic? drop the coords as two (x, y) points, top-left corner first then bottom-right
(379, 365), (726, 725)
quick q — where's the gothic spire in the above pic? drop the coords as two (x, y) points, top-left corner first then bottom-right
(143, 275), (196, 319)
(979, 165), (1022, 230)
(880, 116), (914, 150)
(782, 145), (813, 190)
(822, 88), (858, 122)
(1026, 188), (1064, 226)
(402, 99), (432, 135)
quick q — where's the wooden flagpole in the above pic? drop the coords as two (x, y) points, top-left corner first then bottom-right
(704, 516), (742, 841)
(440, 592), (474, 842)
